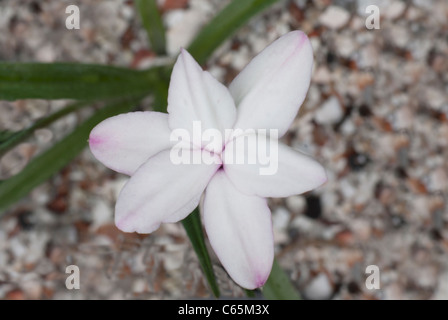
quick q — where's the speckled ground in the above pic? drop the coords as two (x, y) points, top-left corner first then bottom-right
(0, 0), (447, 300)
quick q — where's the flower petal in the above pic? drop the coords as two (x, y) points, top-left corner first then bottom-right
(229, 31), (313, 137)
(223, 133), (327, 198)
(167, 49), (237, 151)
(115, 149), (220, 233)
(89, 111), (172, 175)
(203, 170), (274, 289)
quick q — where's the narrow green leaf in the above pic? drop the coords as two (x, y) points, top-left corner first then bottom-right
(0, 97), (142, 214)
(0, 100), (92, 157)
(182, 209), (220, 298)
(0, 131), (17, 144)
(262, 258), (301, 300)
(136, 0), (167, 55)
(187, 0), (279, 65)
(0, 63), (166, 101)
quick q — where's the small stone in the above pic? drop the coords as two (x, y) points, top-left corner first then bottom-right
(132, 279), (147, 294)
(389, 25), (411, 48)
(335, 34), (356, 58)
(285, 195), (306, 214)
(416, 265), (437, 289)
(131, 49), (155, 69)
(166, 9), (206, 56)
(335, 229), (355, 246)
(0, 143), (36, 179)
(340, 119), (356, 136)
(357, 44), (379, 69)
(406, 6), (425, 20)
(319, 6), (350, 30)
(340, 178), (356, 199)
(428, 53), (447, 74)
(293, 0), (307, 9)
(272, 207), (291, 230)
(22, 281), (42, 299)
(34, 128), (53, 144)
(291, 215), (315, 233)
(101, 177), (128, 202)
(24, 100), (50, 120)
(412, 0), (433, 10)
(302, 273), (333, 300)
(312, 66), (332, 84)
(5, 289), (25, 300)
(427, 168), (447, 192)
(432, 272), (448, 300)
(10, 237), (28, 259)
(90, 200), (113, 230)
(163, 246), (185, 271)
(321, 191), (338, 213)
(351, 220), (372, 241)
(230, 46), (251, 71)
(162, 0), (190, 11)
(315, 96), (344, 125)
(207, 65), (225, 83)
(437, 125), (448, 147)
(350, 16), (364, 30)
(390, 107), (414, 130)
(36, 44), (56, 62)
(384, 282), (403, 299)
(120, 4), (134, 20)
(384, 1), (406, 20)
(425, 88), (445, 110)
(24, 232), (50, 265)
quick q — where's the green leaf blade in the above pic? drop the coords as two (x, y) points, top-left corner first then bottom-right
(0, 63), (162, 101)
(136, 0), (167, 56)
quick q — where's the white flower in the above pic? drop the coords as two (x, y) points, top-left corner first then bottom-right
(89, 31), (326, 289)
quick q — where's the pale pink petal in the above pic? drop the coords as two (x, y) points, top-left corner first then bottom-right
(167, 49), (236, 152)
(223, 133), (327, 198)
(115, 149), (220, 233)
(229, 31), (314, 137)
(203, 171), (274, 289)
(89, 111), (172, 175)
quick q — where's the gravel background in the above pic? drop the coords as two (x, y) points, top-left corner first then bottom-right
(0, 0), (447, 299)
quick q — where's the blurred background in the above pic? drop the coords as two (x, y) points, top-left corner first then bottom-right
(0, 0), (447, 299)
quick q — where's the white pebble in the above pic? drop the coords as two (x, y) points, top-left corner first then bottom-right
(315, 96), (344, 125)
(286, 195), (306, 214)
(319, 6), (350, 30)
(272, 207), (291, 230)
(303, 273), (333, 300)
